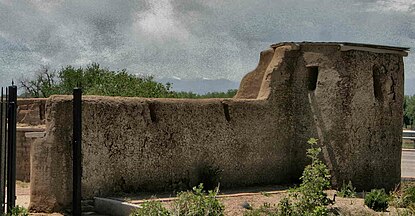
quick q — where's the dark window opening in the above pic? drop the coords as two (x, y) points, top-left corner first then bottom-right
(307, 66), (319, 91)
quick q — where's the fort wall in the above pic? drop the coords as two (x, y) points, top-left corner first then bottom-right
(29, 43), (405, 212)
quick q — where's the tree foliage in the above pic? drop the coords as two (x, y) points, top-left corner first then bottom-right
(404, 95), (415, 129)
(19, 64), (237, 99)
(170, 89), (238, 99)
(19, 66), (58, 98)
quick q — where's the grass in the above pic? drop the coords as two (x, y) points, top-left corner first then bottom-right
(260, 191), (272, 197)
(337, 181), (357, 198)
(403, 140), (415, 149)
(364, 189), (389, 212)
(4, 206), (29, 216)
(390, 181), (415, 208)
(130, 184), (224, 216)
(130, 199), (169, 216)
(15, 181), (29, 189)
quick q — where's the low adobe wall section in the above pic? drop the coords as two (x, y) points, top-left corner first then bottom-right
(30, 43), (405, 212)
(17, 98), (46, 126)
(13, 99), (47, 182)
(16, 126), (45, 182)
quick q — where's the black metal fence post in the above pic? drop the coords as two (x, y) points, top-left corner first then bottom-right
(6, 85), (17, 212)
(0, 88), (5, 213)
(2, 87), (8, 214)
(73, 88), (82, 215)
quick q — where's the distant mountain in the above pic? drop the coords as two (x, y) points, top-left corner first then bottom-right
(156, 77), (240, 95)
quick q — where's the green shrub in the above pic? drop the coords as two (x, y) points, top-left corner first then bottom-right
(278, 138), (331, 216)
(276, 197), (293, 216)
(4, 206), (29, 216)
(390, 182), (415, 208)
(130, 184), (224, 216)
(243, 203), (278, 216)
(408, 204), (415, 214)
(243, 138), (332, 216)
(364, 189), (389, 212)
(171, 184), (224, 216)
(337, 181), (357, 198)
(403, 185), (415, 205)
(396, 206), (415, 216)
(130, 199), (170, 216)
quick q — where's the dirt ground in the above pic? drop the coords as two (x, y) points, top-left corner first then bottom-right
(216, 190), (408, 215)
(124, 185), (411, 216)
(15, 182), (63, 216)
(15, 182), (414, 216)
(16, 181), (30, 209)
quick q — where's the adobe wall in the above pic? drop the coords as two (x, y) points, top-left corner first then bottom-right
(17, 98), (47, 126)
(14, 99), (46, 182)
(16, 126), (45, 182)
(30, 44), (405, 212)
(30, 97), (312, 212)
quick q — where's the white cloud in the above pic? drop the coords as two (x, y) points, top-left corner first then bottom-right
(0, 0), (414, 93)
(28, 0), (63, 13)
(134, 0), (190, 42)
(371, 0), (415, 13)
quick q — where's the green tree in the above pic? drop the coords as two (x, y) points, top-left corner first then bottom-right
(20, 64), (238, 99)
(20, 64), (173, 98)
(19, 66), (59, 98)
(169, 89), (237, 99)
(404, 95), (415, 129)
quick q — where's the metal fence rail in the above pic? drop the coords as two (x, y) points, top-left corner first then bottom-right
(403, 130), (415, 145)
(0, 84), (17, 214)
(0, 87), (6, 213)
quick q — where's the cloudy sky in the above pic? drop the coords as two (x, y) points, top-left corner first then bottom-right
(0, 0), (414, 93)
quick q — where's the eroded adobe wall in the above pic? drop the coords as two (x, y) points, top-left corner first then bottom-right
(15, 99), (46, 182)
(318, 49), (403, 190)
(17, 98), (47, 125)
(16, 126), (45, 182)
(235, 48), (274, 99)
(291, 44), (403, 190)
(16, 129), (31, 182)
(230, 43), (403, 190)
(30, 96), (311, 211)
(29, 44), (404, 212)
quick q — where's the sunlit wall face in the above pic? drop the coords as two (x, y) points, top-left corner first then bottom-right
(0, 0), (414, 94)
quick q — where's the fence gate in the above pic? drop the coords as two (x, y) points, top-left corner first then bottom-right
(0, 85), (17, 214)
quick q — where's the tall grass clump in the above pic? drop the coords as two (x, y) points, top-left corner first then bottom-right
(337, 181), (357, 198)
(390, 182), (415, 211)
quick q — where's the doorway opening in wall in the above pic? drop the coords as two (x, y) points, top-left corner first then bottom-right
(307, 66), (319, 91)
